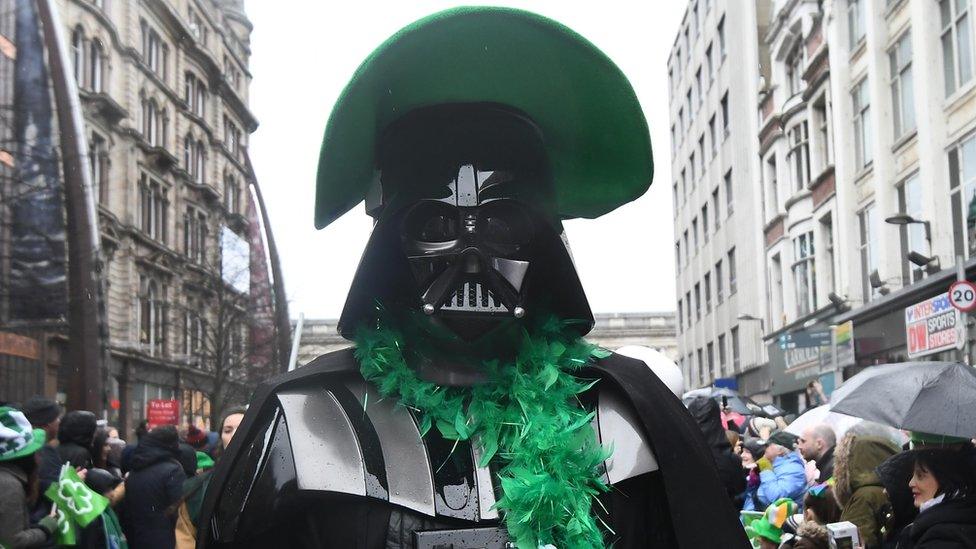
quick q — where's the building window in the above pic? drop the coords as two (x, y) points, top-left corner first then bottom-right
(852, 78), (872, 170)
(706, 44), (714, 80)
(675, 241), (681, 272)
(948, 132), (976, 259)
(793, 231), (817, 317)
(223, 116), (242, 159)
(184, 73), (207, 118)
(184, 308), (204, 357)
(731, 327), (740, 372)
(787, 44), (804, 96)
(71, 27), (84, 86)
(787, 122), (810, 191)
(224, 173), (240, 214)
(139, 276), (167, 356)
(683, 230), (690, 264)
(728, 247), (737, 295)
(677, 298), (683, 329)
(717, 334), (727, 374)
(712, 188), (720, 229)
(695, 282), (701, 320)
(724, 169), (734, 216)
(858, 203), (879, 301)
(897, 173), (925, 284)
(706, 342), (715, 380)
(941, 0), (974, 97)
(89, 132), (109, 205)
(678, 108), (685, 139)
(702, 203), (710, 242)
(89, 39), (105, 92)
(188, 7), (208, 46)
(140, 20), (166, 79)
(765, 154), (779, 218)
(690, 152), (696, 183)
(813, 97), (833, 169)
(820, 215), (836, 295)
(140, 96), (166, 147)
(720, 92), (729, 137)
(704, 272), (712, 312)
(139, 173), (168, 243)
(695, 68), (703, 105)
(890, 32), (915, 138)
(718, 16), (726, 58)
(715, 260), (724, 304)
(848, 0), (865, 49)
(685, 291), (692, 328)
(183, 207), (208, 264)
(709, 115), (717, 157)
(692, 217), (699, 249)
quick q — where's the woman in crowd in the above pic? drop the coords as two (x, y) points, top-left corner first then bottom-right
(57, 410), (98, 469)
(120, 425), (186, 549)
(787, 483), (842, 549)
(898, 441), (976, 548)
(175, 407), (246, 549)
(92, 427), (123, 479)
(0, 407), (59, 548)
(832, 425), (900, 549)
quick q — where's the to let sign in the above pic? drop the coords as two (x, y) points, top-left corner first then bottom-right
(146, 399), (179, 428)
(905, 292), (963, 358)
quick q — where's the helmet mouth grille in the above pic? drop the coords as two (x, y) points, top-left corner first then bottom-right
(439, 282), (509, 313)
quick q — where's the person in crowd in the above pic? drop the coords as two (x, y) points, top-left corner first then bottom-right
(799, 423), (836, 483)
(183, 425), (208, 453)
(745, 416), (778, 439)
(175, 407), (246, 549)
(121, 420), (149, 473)
(79, 468), (128, 549)
(877, 450), (919, 548)
(747, 498), (798, 549)
(805, 380), (828, 408)
(754, 430), (807, 509)
(120, 425), (186, 549)
(687, 397), (747, 501)
(897, 437), (976, 548)
(784, 483), (842, 549)
(21, 396), (64, 502)
(177, 443), (198, 481)
(0, 406), (59, 548)
(57, 410), (98, 468)
(92, 427), (123, 479)
(741, 438), (767, 510)
(833, 425), (900, 549)
(727, 429), (743, 455)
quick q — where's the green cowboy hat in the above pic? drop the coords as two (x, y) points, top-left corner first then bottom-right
(315, 6), (653, 229)
(0, 406), (46, 462)
(745, 498), (797, 544)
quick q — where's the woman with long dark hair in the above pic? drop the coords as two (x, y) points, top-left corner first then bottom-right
(0, 406), (59, 548)
(899, 442), (976, 548)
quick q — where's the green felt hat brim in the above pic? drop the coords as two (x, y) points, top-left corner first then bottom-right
(0, 428), (45, 462)
(315, 6), (653, 229)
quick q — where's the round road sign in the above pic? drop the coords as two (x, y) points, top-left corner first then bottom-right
(949, 280), (976, 312)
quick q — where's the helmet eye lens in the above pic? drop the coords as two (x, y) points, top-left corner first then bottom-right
(405, 203), (458, 243)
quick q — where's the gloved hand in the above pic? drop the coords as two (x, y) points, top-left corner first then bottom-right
(38, 515), (59, 537)
(756, 457), (773, 472)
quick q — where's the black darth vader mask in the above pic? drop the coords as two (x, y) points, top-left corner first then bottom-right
(337, 104), (593, 344)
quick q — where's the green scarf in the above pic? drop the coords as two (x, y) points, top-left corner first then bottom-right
(354, 313), (612, 549)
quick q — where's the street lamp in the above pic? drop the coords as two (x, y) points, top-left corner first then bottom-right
(885, 212), (933, 248)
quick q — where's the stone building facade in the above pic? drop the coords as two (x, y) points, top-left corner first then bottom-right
(56, 0), (258, 432)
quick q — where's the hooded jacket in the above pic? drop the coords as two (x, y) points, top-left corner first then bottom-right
(120, 428), (186, 549)
(57, 411), (97, 468)
(833, 435), (899, 549)
(687, 397), (746, 501)
(899, 496), (976, 549)
(757, 451), (807, 508)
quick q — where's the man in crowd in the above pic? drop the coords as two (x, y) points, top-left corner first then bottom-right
(799, 423), (836, 482)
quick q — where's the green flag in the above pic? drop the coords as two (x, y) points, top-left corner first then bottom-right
(45, 465), (110, 528)
(50, 504), (77, 546)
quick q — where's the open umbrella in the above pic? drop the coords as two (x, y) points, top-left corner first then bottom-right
(784, 404), (861, 438)
(830, 361), (976, 439)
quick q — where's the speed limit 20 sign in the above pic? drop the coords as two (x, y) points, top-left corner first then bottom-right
(949, 280), (976, 312)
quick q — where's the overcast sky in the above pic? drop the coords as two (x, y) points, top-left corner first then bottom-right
(244, 1), (686, 320)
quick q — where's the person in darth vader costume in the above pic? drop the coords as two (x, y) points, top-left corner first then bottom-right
(197, 7), (749, 549)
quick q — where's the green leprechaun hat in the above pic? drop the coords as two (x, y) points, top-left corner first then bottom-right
(315, 6), (653, 229)
(0, 406), (46, 462)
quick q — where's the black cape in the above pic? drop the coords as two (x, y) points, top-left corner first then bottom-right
(196, 349), (748, 548)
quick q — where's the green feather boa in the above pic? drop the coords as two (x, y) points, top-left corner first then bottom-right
(353, 314), (613, 549)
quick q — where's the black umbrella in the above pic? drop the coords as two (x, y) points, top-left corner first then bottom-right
(830, 361), (976, 439)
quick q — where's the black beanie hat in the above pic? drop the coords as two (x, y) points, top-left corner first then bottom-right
(22, 396), (61, 426)
(85, 467), (122, 495)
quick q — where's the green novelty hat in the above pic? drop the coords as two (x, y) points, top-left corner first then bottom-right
(315, 6), (653, 229)
(0, 406), (46, 462)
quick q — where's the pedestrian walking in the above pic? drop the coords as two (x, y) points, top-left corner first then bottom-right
(120, 425), (186, 549)
(0, 406), (59, 548)
(897, 438), (976, 549)
(833, 425), (900, 549)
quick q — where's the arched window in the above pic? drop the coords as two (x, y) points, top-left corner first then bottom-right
(184, 134), (194, 174)
(140, 277), (166, 356)
(89, 39), (104, 92)
(223, 173), (237, 213)
(145, 99), (158, 145)
(195, 83), (206, 118)
(71, 27), (85, 86)
(195, 140), (206, 183)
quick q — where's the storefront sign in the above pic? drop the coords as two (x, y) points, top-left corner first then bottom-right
(905, 292), (963, 358)
(832, 321), (855, 369)
(147, 399), (179, 428)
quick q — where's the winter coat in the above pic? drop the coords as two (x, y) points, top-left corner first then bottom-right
(687, 397), (747, 501)
(57, 411), (97, 469)
(877, 451), (919, 548)
(119, 434), (186, 549)
(757, 451), (807, 508)
(834, 435), (899, 549)
(897, 496), (976, 549)
(815, 446), (835, 482)
(0, 462), (51, 549)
